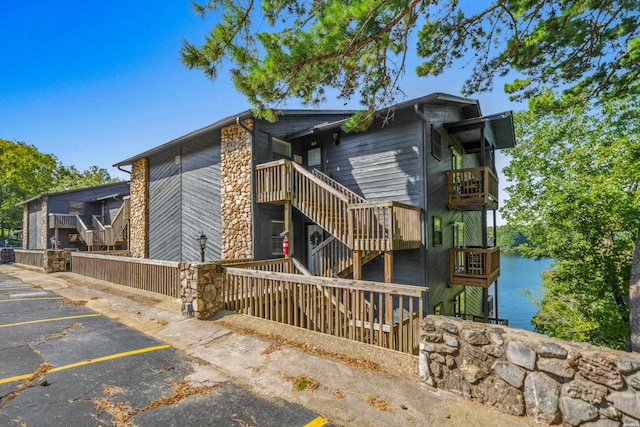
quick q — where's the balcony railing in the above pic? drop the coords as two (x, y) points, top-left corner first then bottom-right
(49, 213), (77, 229)
(447, 167), (498, 210)
(449, 247), (500, 288)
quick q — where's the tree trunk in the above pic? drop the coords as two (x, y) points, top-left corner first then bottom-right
(631, 228), (640, 352)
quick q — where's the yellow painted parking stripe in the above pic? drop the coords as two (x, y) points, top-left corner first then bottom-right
(0, 313), (102, 328)
(0, 297), (63, 302)
(304, 416), (328, 427)
(0, 344), (171, 385)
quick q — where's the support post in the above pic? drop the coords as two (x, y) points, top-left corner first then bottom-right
(284, 202), (292, 258)
(353, 250), (362, 280)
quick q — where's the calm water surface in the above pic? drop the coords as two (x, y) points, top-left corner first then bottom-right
(497, 252), (554, 331)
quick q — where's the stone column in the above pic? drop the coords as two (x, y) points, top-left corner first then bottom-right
(40, 199), (48, 250)
(221, 120), (253, 260)
(180, 262), (224, 319)
(129, 158), (149, 258)
(22, 205), (28, 249)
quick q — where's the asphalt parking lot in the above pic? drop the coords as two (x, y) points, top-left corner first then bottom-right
(0, 272), (328, 427)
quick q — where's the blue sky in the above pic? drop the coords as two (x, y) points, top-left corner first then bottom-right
(1, 1), (521, 221)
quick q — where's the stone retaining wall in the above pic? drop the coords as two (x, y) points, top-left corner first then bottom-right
(1, 248), (15, 263)
(179, 262), (224, 320)
(420, 316), (640, 426)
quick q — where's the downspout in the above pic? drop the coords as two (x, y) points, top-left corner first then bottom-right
(414, 103), (429, 316)
(237, 116), (256, 260)
(117, 165), (131, 175)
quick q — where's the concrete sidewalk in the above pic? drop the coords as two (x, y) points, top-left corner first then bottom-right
(0, 264), (538, 427)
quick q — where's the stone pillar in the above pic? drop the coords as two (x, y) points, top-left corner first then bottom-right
(40, 199), (48, 250)
(130, 158), (149, 258)
(22, 205), (28, 249)
(180, 262), (224, 319)
(44, 250), (67, 273)
(221, 120), (253, 260)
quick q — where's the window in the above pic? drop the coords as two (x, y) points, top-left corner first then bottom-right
(434, 302), (444, 316)
(272, 137), (292, 160)
(431, 125), (442, 160)
(454, 291), (466, 319)
(271, 220), (285, 256)
(69, 202), (84, 216)
(452, 147), (463, 170)
(308, 147), (322, 168)
(432, 216), (442, 246)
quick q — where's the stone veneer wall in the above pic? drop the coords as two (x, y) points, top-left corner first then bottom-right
(179, 262), (224, 320)
(221, 120), (253, 260)
(44, 250), (67, 273)
(420, 316), (640, 425)
(40, 199), (48, 250)
(22, 205), (28, 249)
(129, 158), (149, 258)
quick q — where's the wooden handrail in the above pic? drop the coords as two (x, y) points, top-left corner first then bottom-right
(311, 168), (367, 204)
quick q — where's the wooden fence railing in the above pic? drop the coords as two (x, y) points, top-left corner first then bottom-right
(14, 249), (44, 268)
(223, 264), (426, 355)
(71, 252), (180, 298)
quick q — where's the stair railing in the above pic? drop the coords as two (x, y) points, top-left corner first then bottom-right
(75, 215), (93, 247)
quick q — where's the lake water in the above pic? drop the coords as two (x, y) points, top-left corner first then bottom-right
(496, 252), (555, 331)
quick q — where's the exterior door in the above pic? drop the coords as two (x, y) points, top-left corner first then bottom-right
(306, 224), (324, 273)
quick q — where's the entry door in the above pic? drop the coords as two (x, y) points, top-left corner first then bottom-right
(306, 224), (324, 273)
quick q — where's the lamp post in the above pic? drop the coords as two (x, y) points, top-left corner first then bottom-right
(198, 233), (208, 262)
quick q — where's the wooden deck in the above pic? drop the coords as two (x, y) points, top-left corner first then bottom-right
(447, 167), (499, 210)
(449, 247), (500, 288)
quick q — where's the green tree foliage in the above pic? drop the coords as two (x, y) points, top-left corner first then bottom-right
(0, 139), (118, 231)
(495, 225), (530, 253)
(181, 0), (638, 129)
(0, 139), (59, 229)
(502, 98), (640, 349)
(55, 165), (118, 192)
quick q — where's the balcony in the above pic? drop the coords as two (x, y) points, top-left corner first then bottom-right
(447, 167), (498, 210)
(49, 214), (78, 229)
(449, 247), (500, 288)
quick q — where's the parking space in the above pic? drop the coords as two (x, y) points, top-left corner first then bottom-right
(0, 272), (328, 426)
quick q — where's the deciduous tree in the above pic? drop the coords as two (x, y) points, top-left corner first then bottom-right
(502, 97), (640, 350)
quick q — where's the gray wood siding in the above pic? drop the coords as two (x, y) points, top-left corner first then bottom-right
(28, 201), (42, 249)
(323, 110), (423, 207)
(181, 139), (222, 261)
(421, 104), (479, 316)
(148, 149), (182, 261)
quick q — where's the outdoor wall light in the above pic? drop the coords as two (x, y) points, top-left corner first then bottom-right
(198, 232), (208, 262)
(332, 131), (340, 145)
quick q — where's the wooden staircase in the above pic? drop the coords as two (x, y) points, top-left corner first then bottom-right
(50, 197), (130, 251)
(255, 159), (422, 278)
